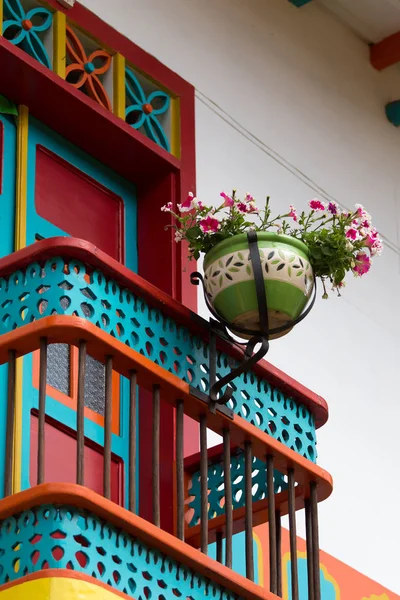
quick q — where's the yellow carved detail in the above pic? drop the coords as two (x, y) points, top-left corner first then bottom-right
(113, 53), (126, 119)
(53, 11), (66, 79)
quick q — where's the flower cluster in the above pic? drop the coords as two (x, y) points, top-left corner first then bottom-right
(161, 191), (383, 297)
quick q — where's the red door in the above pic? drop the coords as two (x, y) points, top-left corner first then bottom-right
(23, 117), (137, 506)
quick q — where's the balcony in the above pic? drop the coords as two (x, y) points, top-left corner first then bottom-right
(0, 238), (332, 600)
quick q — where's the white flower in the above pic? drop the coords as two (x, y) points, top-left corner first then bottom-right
(345, 239), (354, 250)
(161, 202), (173, 212)
(174, 230), (184, 243)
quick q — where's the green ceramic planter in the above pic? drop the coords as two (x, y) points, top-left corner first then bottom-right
(203, 233), (314, 339)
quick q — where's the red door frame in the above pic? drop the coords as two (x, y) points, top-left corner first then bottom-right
(0, 0), (197, 533)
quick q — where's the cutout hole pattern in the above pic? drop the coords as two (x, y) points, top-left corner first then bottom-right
(0, 505), (243, 600)
(187, 453), (287, 527)
(0, 257), (316, 461)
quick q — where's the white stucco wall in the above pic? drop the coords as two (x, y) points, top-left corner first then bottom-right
(81, 0), (400, 591)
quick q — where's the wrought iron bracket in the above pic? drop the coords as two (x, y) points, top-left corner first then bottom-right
(189, 385), (234, 420)
(191, 231), (316, 408)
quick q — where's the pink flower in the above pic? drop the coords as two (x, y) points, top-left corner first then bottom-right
(197, 200), (204, 210)
(361, 219), (371, 228)
(247, 201), (259, 213)
(199, 215), (220, 233)
(363, 227), (379, 246)
(370, 239), (383, 256)
(327, 202), (339, 215)
(355, 204), (369, 219)
(288, 205), (298, 221)
(220, 192), (234, 207)
(309, 199), (325, 211)
(179, 192), (196, 212)
(174, 230), (183, 243)
(345, 226), (359, 241)
(237, 202), (249, 213)
(245, 193), (255, 202)
(353, 253), (371, 276)
(161, 202), (173, 212)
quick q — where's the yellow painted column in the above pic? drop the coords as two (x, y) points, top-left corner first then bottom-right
(170, 96), (181, 159)
(0, 2), (3, 36)
(113, 53), (125, 119)
(53, 11), (66, 79)
(13, 105), (29, 494)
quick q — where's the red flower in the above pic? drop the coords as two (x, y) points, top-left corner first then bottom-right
(309, 199), (325, 211)
(199, 216), (220, 233)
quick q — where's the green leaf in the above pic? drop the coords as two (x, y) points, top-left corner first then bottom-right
(246, 265), (252, 275)
(228, 267), (240, 272)
(289, 255), (295, 263)
(0, 95), (18, 116)
(238, 252), (244, 261)
(271, 259), (280, 265)
(288, 266), (292, 277)
(296, 270), (304, 277)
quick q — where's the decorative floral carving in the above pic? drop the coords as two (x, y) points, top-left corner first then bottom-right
(66, 25), (112, 111)
(3, 0), (52, 67)
(125, 66), (170, 151)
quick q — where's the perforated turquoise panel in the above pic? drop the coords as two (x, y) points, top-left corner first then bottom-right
(0, 256), (316, 461)
(187, 452), (288, 527)
(0, 504), (243, 599)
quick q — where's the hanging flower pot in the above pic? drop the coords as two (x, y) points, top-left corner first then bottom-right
(203, 232), (313, 339)
(161, 191), (383, 341)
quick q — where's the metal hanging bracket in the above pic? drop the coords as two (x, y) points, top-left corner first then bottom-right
(191, 231), (317, 408)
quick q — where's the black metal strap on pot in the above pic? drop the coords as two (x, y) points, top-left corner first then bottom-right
(191, 232), (317, 405)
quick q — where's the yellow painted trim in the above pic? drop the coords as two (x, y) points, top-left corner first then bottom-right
(253, 532), (264, 588)
(0, 577), (124, 599)
(53, 11), (66, 79)
(15, 106), (28, 252)
(282, 551), (341, 600)
(113, 53), (125, 119)
(12, 105), (29, 494)
(170, 96), (181, 159)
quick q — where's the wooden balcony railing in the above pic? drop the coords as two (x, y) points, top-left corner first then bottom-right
(0, 237), (328, 465)
(0, 315), (332, 600)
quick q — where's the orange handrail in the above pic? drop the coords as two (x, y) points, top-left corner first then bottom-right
(0, 315), (333, 506)
(0, 483), (277, 600)
(0, 237), (329, 428)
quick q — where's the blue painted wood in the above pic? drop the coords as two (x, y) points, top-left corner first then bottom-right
(0, 255), (317, 465)
(0, 504), (243, 599)
(0, 112), (16, 498)
(385, 101), (400, 126)
(20, 117), (138, 508)
(187, 452), (287, 527)
(125, 66), (171, 152)
(289, 0), (313, 6)
(3, 0), (52, 68)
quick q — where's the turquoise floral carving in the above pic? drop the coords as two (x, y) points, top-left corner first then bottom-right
(3, 0), (52, 68)
(125, 66), (170, 151)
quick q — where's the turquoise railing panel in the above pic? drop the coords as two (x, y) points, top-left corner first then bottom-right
(125, 66), (171, 152)
(2, 0), (52, 68)
(0, 504), (243, 599)
(0, 256), (316, 462)
(187, 452), (288, 527)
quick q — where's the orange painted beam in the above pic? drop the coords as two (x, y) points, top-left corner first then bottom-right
(0, 316), (333, 504)
(0, 237), (329, 428)
(0, 483), (278, 600)
(370, 31), (400, 70)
